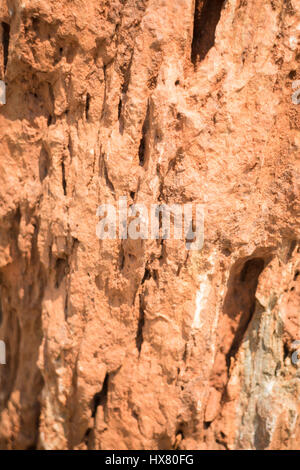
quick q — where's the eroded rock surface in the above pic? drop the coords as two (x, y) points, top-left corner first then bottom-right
(0, 0), (299, 450)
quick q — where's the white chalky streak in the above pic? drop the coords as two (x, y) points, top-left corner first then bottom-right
(0, 81), (6, 105)
(289, 36), (297, 50)
(192, 275), (209, 330)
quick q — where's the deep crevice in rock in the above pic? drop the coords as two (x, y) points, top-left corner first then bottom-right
(103, 161), (115, 193)
(138, 102), (150, 167)
(191, 0), (225, 65)
(39, 146), (51, 182)
(225, 257), (265, 370)
(204, 421), (212, 429)
(118, 97), (122, 119)
(136, 296), (145, 354)
(92, 373), (109, 418)
(141, 267), (151, 284)
(119, 244), (125, 270)
(85, 93), (91, 120)
(55, 257), (68, 288)
(138, 135), (146, 166)
(1, 22), (10, 72)
(121, 54), (133, 95)
(64, 292), (68, 320)
(254, 413), (271, 450)
(61, 159), (67, 195)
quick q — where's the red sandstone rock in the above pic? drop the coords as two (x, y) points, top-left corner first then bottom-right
(0, 0), (299, 450)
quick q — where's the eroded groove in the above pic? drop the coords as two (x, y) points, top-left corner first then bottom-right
(85, 93), (91, 120)
(1, 22), (10, 72)
(103, 161), (115, 193)
(138, 102), (150, 167)
(92, 373), (109, 418)
(121, 53), (134, 95)
(118, 97), (124, 134)
(191, 0), (225, 65)
(286, 239), (297, 262)
(136, 296), (145, 354)
(0, 309), (20, 411)
(55, 257), (68, 288)
(118, 98), (122, 119)
(39, 146), (51, 182)
(254, 413), (271, 450)
(225, 257), (265, 369)
(61, 159), (67, 195)
(64, 292), (68, 320)
(119, 244), (125, 270)
(118, 54), (134, 134)
(141, 267), (151, 284)
(138, 135), (146, 166)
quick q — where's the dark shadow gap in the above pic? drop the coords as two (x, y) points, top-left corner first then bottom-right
(39, 146), (51, 182)
(141, 267), (151, 285)
(225, 257), (265, 370)
(61, 159), (67, 195)
(191, 0), (225, 65)
(1, 22), (10, 72)
(85, 93), (91, 120)
(138, 102), (150, 167)
(55, 257), (67, 288)
(92, 373), (109, 418)
(118, 98), (122, 119)
(136, 297), (145, 354)
(119, 244), (125, 270)
(103, 161), (115, 193)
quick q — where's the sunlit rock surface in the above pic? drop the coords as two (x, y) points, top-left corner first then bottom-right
(0, 0), (299, 450)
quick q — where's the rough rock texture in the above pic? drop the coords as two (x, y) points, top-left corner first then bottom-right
(0, 0), (300, 450)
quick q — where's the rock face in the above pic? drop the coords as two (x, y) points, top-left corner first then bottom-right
(0, 0), (299, 450)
